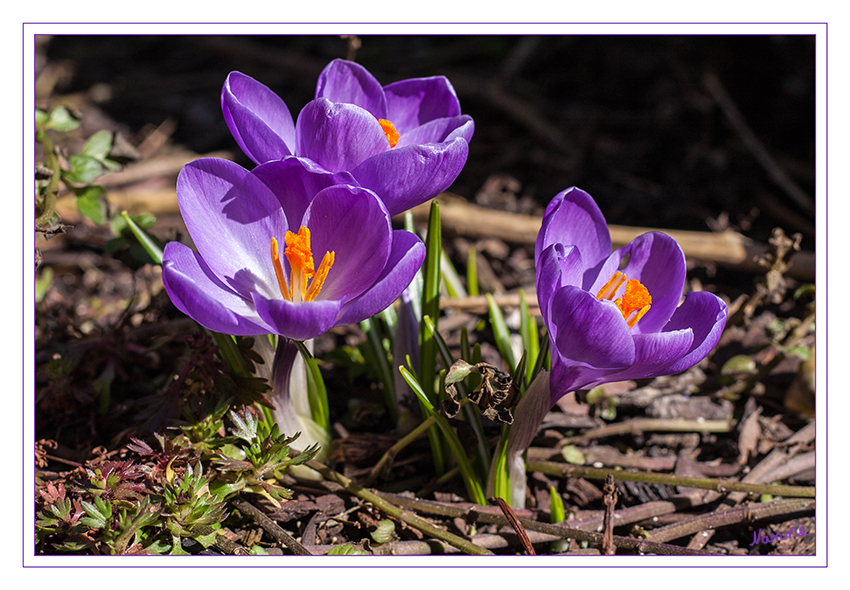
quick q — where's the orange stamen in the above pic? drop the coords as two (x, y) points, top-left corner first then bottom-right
(378, 119), (400, 148)
(305, 251), (335, 302)
(615, 279), (652, 328)
(596, 272), (652, 329)
(270, 237), (291, 301)
(284, 226), (315, 302)
(596, 272), (627, 301)
(271, 226), (335, 303)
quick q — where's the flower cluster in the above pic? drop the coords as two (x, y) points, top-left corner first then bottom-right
(161, 58), (730, 509)
(163, 59), (472, 339)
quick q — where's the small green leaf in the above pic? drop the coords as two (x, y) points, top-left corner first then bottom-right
(328, 543), (369, 555)
(82, 130), (113, 160)
(370, 519), (396, 544)
(786, 345), (811, 361)
(35, 266), (53, 303)
(584, 386), (606, 405)
(74, 185), (107, 224)
(35, 108), (49, 128)
(80, 497), (112, 530)
(549, 486), (566, 523)
(168, 536), (190, 555)
(721, 354), (758, 376)
(194, 530), (218, 548)
(560, 445), (586, 465)
(46, 106), (80, 132)
(64, 154), (104, 184)
(445, 360), (474, 385)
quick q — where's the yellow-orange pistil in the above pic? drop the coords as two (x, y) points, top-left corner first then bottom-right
(596, 271), (652, 329)
(270, 226), (335, 303)
(378, 119), (400, 148)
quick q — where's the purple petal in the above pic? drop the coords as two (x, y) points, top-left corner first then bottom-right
(351, 138), (470, 217)
(162, 242), (272, 335)
(295, 98), (390, 173)
(598, 329), (696, 382)
(384, 76), (461, 133)
(252, 293), (342, 341)
(550, 286), (636, 369)
(396, 115), (474, 148)
(336, 230), (426, 326)
(314, 59), (387, 118)
(589, 232), (687, 335)
(535, 187), (612, 288)
(662, 291), (728, 374)
(251, 157), (357, 231)
(535, 243), (584, 331)
(302, 185), (392, 302)
(176, 158), (287, 299)
(548, 357), (606, 404)
(221, 71), (295, 164)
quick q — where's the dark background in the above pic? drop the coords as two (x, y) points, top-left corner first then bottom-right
(39, 34), (815, 246)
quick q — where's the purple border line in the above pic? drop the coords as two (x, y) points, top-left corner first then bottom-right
(23, 23), (826, 569)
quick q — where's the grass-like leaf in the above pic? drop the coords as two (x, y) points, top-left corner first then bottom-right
(398, 365), (486, 505)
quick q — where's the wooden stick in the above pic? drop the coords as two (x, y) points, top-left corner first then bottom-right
(406, 194), (814, 282)
(57, 185), (813, 283)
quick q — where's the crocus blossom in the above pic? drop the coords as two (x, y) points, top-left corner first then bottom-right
(161, 156), (425, 341)
(535, 186), (728, 399)
(221, 59), (475, 216)
(496, 187), (727, 507)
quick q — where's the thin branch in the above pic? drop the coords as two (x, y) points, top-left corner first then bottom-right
(557, 418), (734, 446)
(304, 458), (494, 555)
(490, 497), (535, 555)
(647, 498), (814, 544)
(231, 497), (313, 555)
(527, 460), (815, 498)
(601, 474), (618, 555)
(376, 491), (712, 556)
(404, 194), (815, 282)
(35, 131), (62, 227)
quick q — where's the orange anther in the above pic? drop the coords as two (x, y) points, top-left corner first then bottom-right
(378, 119), (400, 148)
(597, 272), (652, 328)
(271, 226), (334, 303)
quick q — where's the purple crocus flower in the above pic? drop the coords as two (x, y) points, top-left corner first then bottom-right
(221, 59), (474, 216)
(161, 156), (425, 341)
(496, 187), (727, 507)
(535, 187), (728, 400)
